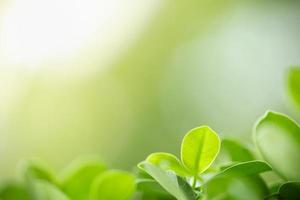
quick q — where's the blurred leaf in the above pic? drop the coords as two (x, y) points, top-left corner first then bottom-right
(254, 111), (300, 180)
(30, 180), (69, 200)
(146, 153), (188, 177)
(203, 160), (270, 200)
(0, 182), (30, 200)
(181, 126), (220, 175)
(216, 161), (271, 178)
(288, 67), (300, 109)
(21, 159), (56, 184)
(279, 181), (300, 200)
(203, 176), (268, 200)
(90, 170), (136, 200)
(136, 178), (174, 198)
(138, 162), (196, 200)
(221, 139), (254, 162)
(60, 157), (106, 200)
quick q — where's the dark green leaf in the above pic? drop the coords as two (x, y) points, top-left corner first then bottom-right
(0, 182), (30, 200)
(279, 181), (300, 200)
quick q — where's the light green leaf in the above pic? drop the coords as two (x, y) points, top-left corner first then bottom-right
(30, 180), (70, 200)
(90, 170), (136, 200)
(60, 157), (106, 200)
(181, 126), (220, 175)
(279, 181), (300, 200)
(0, 182), (30, 200)
(288, 67), (300, 109)
(138, 162), (196, 200)
(146, 153), (188, 177)
(221, 139), (254, 162)
(254, 111), (300, 180)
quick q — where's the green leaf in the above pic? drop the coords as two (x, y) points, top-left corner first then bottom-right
(138, 162), (197, 200)
(0, 182), (30, 200)
(254, 111), (300, 180)
(60, 157), (106, 200)
(215, 161), (272, 178)
(221, 139), (254, 162)
(90, 170), (136, 200)
(136, 178), (173, 198)
(181, 126), (220, 175)
(21, 159), (56, 184)
(203, 176), (268, 200)
(30, 180), (70, 200)
(288, 67), (300, 109)
(146, 153), (188, 177)
(279, 181), (300, 200)
(203, 161), (271, 200)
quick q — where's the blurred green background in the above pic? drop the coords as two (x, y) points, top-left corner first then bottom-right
(1, 0), (300, 179)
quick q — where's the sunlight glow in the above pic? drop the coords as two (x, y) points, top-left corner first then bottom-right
(0, 0), (162, 71)
(1, 0), (104, 67)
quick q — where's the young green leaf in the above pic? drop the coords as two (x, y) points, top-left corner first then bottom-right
(254, 111), (300, 180)
(138, 162), (196, 200)
(0, 182), (30, 200)
(278, 181), (300, 200)
(181, 126), (220, 175)
(30, 180), (70, 200)
(90, 170), (136, 200)
(146, 153), (188, 177)
(288, 67), (300, 109)
(60, 157), (106, 200)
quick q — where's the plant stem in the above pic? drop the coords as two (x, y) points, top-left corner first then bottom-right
(192, 174), (197, 189)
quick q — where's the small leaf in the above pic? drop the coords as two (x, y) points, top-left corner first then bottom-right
(279, 181), (300, 200)
(254, 111), (300, 180)
(0, 182), (30, 200)
(30, 180), (70, 200)
(138, 162), (196, 200)
(90, 170), (136, 200)
(221, 139), (254, 162)
(181, 126), (220, 175)
(60, 157), (106, 200)
(288, 67), (300, 109)
(146, 153), (188, 176)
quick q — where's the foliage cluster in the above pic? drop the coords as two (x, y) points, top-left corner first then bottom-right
(1, 68), (300, 200)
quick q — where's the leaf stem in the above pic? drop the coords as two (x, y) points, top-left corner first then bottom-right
(192, 174), (197, 189)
